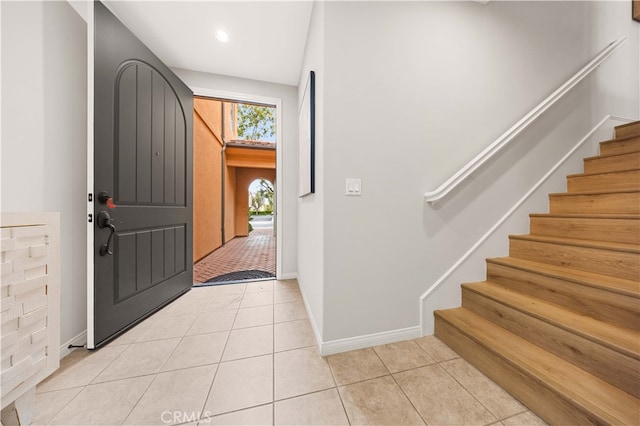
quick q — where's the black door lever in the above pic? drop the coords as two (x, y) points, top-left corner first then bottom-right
(97, 211), (116, 256)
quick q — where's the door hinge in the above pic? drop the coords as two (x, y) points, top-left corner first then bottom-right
(88, 193), (93, 202)
(88, 214), (93, 223)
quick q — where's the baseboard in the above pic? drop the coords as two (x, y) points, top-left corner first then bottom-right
(59, 330), (87, 359)
(278, 272), (297, 280)
(297, 281), (323, 351)
(320, 326), (422, 356)
(296, 277), (421, 356)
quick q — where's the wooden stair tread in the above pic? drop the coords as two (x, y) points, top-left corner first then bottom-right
(584, 151), (640, 161)
(548, 189), (640, 197)
(529, 213), (640, 220)
(462, 281), (640, 358)
(509, 233), (640, 254)
(615, 121), (640, 139)
(583, 151), (640, 175)
(487, 256), (640, 297)
(600, 134), (640, 145)
(548, 190), (640, 214)
(436, 308), (640, 425)
(566, 167), (640, 178)
(599, 136), (640, 156)
(615, 121), (640, 130)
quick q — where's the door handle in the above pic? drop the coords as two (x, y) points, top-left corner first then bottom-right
(97, 211), (116, 256)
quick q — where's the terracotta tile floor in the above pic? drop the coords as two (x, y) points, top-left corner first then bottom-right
(193, 229), (276, 284)
(34, 280), (548, 426)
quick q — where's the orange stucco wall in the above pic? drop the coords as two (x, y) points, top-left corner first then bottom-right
(235, 168), (276, 236)
(193, 98), (223, 262)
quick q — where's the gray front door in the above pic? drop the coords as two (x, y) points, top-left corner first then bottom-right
(92, 1), (193, 348)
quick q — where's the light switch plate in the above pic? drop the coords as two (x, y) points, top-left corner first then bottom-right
(346, 178), (362, 196)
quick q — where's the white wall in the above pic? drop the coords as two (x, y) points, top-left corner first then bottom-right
(589, 1), (640, 120)
(172, 69), (299, 279)
(297, 0), (326, 342)
(297, 1), (639, 349)
(1, 1), (88, 348)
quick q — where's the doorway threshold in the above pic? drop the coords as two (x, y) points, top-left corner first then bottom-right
(194, 270), (275, 287)
(193, 276), (275, 288)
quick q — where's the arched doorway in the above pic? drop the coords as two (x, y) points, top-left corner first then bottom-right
(249, 178), (274, 230)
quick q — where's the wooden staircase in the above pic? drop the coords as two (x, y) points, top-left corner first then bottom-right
(435, 121), (640, 425)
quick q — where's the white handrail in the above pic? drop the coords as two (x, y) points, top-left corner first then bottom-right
(424, 37), (628, 204)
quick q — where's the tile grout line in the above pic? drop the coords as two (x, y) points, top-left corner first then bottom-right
(206, 340), (318, 367)
(198, 402), (274, 425)
(388, 372), (430, 426)
(321, 336), (340, 392)
(272, 284), (276, 426)
(197, 283), (247, 424)
(499, 410), (539, 424)
(121, 372), (159, 425)
(327, 369), (352, 425)
(438, 358), (515, 424)
(370, 346), (429, 426)
(38, 385), (84, 425)
(331, 372), (393, 389)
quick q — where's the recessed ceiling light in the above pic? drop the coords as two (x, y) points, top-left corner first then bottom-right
(215, 29), (230, 43)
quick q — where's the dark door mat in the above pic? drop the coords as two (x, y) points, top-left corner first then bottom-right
(196, 270), (276, 287)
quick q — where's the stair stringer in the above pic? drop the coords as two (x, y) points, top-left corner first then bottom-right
(433, 119), (640, 424)
(420, 116), (629, 334)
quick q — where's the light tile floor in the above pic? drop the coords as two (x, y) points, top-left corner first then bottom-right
(34, 280), (548, 425)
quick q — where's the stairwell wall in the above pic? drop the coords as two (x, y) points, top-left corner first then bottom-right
(298, 1), (639, 350)
(588, 1), (640, 123)
(297, 0), (326, 342)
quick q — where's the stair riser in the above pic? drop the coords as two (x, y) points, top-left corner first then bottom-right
(549, 192), (640, 215)
(462, 289), (640, 398)
(486, 262), (640, 330)
(567, 170), (640, 193)
(509, 238), (640, 281)
(529, 216), (640, 245)
(615, 123), (640, 139)
(434, 316), (604, 426)
(600, 137), (640, 156)
(584, 151), (640, 174)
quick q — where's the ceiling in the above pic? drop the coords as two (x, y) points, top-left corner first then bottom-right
(105, 1), (314, 86)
